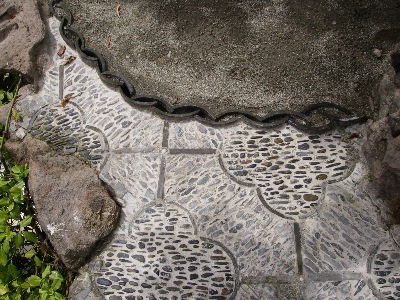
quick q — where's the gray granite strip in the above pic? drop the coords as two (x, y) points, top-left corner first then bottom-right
(240, 275), (298, 284)
(169, 148), (217, 154)
(111, 147), (158, 154)
(162, 120), (169, 149)
(306, 271), (363, 282)
(294, 222), (304, 275)
(59, 64), (63, 99)
(156, 155), (166, 202)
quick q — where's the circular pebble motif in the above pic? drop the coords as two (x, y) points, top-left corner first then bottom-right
(93, 204), (237, 299)
(369, 240), (400, 300)
(29, 104), (107, 164)
(222, 125), (352, 219)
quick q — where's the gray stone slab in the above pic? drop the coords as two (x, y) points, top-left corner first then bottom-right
(63, 0), (400, 116)
(92, 205), (238, 299)
(221, 125), (355, 220)
(302, 179), (387, 275)
(168, 120), (224, 149)
(306, 280), (377, 300)
(164, 154), (297, 278)
(99, 153), (161, 223)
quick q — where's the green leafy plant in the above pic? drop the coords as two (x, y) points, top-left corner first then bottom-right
(0, 73), (20, 106)
(0, 73), (67, 299)
(0, 164), (66, 300)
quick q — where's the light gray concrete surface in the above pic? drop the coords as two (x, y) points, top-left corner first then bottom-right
(12, 17), (400, 300)
(64, 0), (400, 117)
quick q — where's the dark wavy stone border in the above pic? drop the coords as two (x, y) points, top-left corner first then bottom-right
(49, 0), (369, 133)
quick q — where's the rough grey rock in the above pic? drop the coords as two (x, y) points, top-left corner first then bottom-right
(0, 0), (47, 82)
(28, 154), (120, 270)
(364, 44), (400, 226)
(68, 266), (102, 300)
(5, 134), (49, 165)
(391, 224), (400, 248)
(364, 110), (400, 226)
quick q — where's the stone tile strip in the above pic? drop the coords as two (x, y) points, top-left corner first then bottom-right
(59, 64), (64, 99)
(294, 222), (304, 275)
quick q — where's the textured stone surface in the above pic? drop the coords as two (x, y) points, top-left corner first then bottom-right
(92, 205), (237, 299)
(28, 154), (120, 270)
(368, 239), (400, 300)
(306, 280), (376, 300)
(221, 125), (353, 220)
(0, 0), (47, 82)
(164, 154), (297, 278)
(363, 111), (400, 225)
(64, 0), (400, 116)
(99, 153), (161, 226)
(30, 104), (108, 165)
(302, 185), (385, 274)
(14, 16), (399, 299)
(5, 134), (49, 165)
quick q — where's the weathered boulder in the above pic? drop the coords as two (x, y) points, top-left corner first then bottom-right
(0, 0), (47, 82)
(28, 154), (120, 270)
(5, 134), (49, 165)
(364, 44), (400, 225)
(6, 135), (120, 270)
(391, 224), (400, 248)
(363, 112), (400, 225)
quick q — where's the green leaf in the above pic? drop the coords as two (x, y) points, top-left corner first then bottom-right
(3, 73), (9, 80)
(11, 166), (21, 174)
(23, 232), (38, 243)
(27, 294), (39, 300)
(0, 233), (7, 242)
(42, 266), (51, 279)
(0, 197), (10, 207)
(34, 256), (41, 267)
(8, 264), (19, 279)
(25, 250), (35, 259)
(20, 282), (30, 289)
(27, 275), (41, 287)
(51, 279), (61, 291)
(14, 232), (23, 249)
(20, 216), (32, 228)
(6, 92), (13, 101)
(50, 280), (61, 291)
(0, 249), (7, 265)
(0, 181), (10, 188)
(9, 204), (20, 220)
(3, 239), (9, 254)
(0, 285), (9, 296)
(0, 93), (4, 102)
(54, 292), (64, 300)
(39, 289), (48, 300)
(48, 272), (63, 282)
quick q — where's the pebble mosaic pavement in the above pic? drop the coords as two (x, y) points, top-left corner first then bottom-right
(11, 17), (400, 300)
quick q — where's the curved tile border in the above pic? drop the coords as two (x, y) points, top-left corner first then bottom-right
(49, 0), (368, 133)
(92, 204), (239, 300)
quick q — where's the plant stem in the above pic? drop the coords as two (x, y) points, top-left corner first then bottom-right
(0, 75), (21, 171)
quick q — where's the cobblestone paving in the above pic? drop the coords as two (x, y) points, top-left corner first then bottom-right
(13, 17), (400, 299)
